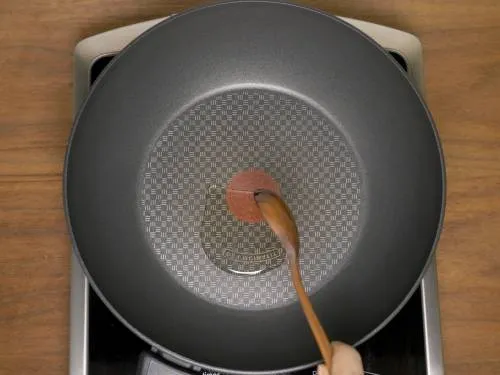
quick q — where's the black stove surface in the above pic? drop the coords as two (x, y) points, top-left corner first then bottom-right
(87, 52), (424, 375)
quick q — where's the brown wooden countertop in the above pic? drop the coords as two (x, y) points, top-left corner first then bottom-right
(0, 1), (499, 374)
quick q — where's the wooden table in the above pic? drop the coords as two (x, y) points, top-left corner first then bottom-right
(0, 1), (499, 374)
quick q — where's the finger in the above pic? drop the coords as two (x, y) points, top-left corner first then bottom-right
(317, 364), (329, 375)
(331, 341), (364, 375)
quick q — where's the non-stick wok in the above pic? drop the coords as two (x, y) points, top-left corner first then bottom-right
(64, 1), (445, 373)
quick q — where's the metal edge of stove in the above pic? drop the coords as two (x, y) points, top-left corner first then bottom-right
(70, 15), (444, 375)
(70, 17), (172, 375)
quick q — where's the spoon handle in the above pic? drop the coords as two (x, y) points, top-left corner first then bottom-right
(254, 190), (333, 374)
(289, 255), (333, 374)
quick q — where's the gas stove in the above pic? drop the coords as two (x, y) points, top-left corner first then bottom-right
(70, 15), (444, 375)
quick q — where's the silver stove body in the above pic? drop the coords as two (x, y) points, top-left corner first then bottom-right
(70, 16), (444, 375)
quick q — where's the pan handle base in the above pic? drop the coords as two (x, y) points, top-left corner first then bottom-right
(138, 351), (194, 375)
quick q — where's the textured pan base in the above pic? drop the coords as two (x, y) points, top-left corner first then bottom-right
(140, 88), (362, 310)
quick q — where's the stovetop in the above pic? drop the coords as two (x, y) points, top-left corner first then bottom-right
(70, 16), (444, 375)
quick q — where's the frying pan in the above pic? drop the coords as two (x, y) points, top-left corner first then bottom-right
(64, 1), (445, 373)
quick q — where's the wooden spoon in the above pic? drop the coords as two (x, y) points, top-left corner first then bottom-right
(254, 190), (333, 374)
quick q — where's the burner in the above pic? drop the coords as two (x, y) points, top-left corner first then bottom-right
(70, 16), (444, 375)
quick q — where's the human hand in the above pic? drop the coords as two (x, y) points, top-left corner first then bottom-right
(317, 341), (364, 375)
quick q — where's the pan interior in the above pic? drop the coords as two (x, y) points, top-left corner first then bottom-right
(139, 88), (362, 310)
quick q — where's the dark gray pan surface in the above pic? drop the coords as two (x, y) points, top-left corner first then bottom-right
(65, 1), (444, 373)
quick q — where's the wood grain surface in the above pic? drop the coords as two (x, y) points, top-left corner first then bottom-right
(0, 1), (499, 374)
